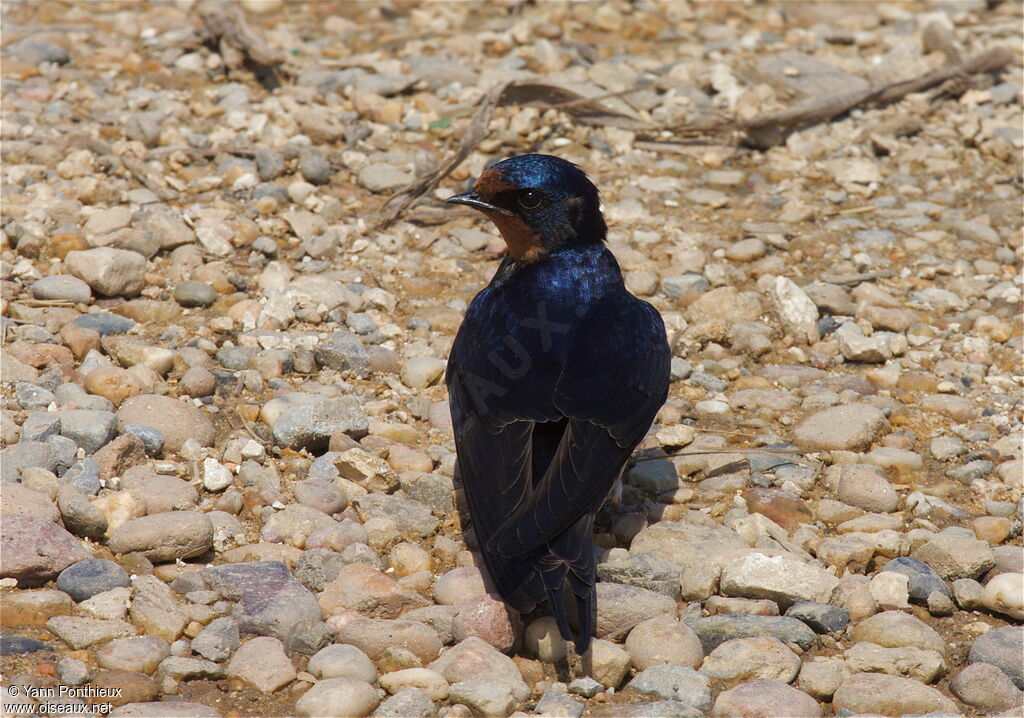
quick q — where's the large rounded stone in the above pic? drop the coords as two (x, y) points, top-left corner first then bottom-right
(832, 673), (957, 715)
(65, 248), (146, 297)
(108, 511), (213, 562)
(116, 395), (214, 451)
(625, 614), (704, 670)
(56, 559), (130, 602)
(0, 513), (89, 586)
(793, 403), (888, 451)
(712, 679), (822, 717)
(295, 677), (379, 717)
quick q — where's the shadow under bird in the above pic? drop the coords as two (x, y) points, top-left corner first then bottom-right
(445, 154), (670, 654)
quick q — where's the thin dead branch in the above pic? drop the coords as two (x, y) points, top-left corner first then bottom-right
(376, 82), (509, 230)
(196, 0), (284, 88)
(740, 47), (1014, 149)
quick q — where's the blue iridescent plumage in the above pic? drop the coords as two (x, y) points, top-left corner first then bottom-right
(446, 154), (670, 655)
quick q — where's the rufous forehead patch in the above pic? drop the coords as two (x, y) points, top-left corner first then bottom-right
(473, 168), (515, 198)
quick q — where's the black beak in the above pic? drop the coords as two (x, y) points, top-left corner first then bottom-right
(446, 191), (514, 216)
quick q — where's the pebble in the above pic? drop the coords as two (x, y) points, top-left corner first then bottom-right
(880, 557), (952, 605)
(226, 637), (296, 692)
(375, 687), (437, 718)
(832, 672), (957, 715)
(428, 637), (528, 701)
(308, 644), (377, 683)
(295, 677), (379, 717)
(687, 614), (816, 653)
(629, 666), (711, 712)
(47, 615), (136, 649)
(31, 274), (92, 303)
(911, 531), (995, 580)
(701, 636), (801, 683)
(711, 679), (822, 717)
(174, 281), (217, 308)
(784, 602), (850, 634)
(336, 618), (443, 664)
(108, 511), (214, 562)
(594, 582), (677, 639)
(116, 395), (215, 451)
(0, 513), (90, 586)
(56, 559), (129, 602)
(202, 561), (322, 640)
(380, 667), (449, 700)
(97, 636), (170, 674)
(982, 572), (1024, 620)
(448, 679), (517, 718)
(65, 248), (147, 297)
(401, 357), (447, 389)
(851, 610), (945, 654)
(624, 614), (703, 670)
(969, 625), (1024, 688)
(792, 403), (888, 450)
(190, 617), (239, 662)
(951, 661), (1023, 712)
(359, 164), (413, 192)
(298, 151), (332, 185)
(720, 553), (839, 608)
(844, 641), (946, 683)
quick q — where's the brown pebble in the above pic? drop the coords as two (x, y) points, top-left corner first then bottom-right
(60, 323), (101, 359)
(972, 516), (1011, 545)
(178, 366), (217, 397)
(84, 367), (142, 406)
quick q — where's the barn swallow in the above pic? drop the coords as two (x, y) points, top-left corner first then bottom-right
(445, 154), (670, 655)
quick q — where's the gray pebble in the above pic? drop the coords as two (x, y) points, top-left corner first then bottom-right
(299, 151), (332, 185)
(56, 559), (130, 602)
(30, 275), (92, 303)
(174, 281), (218, 308)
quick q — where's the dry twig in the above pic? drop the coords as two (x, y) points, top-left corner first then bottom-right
(377, 82), (509, 230)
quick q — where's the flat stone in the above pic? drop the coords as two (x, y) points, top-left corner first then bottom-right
(629, 666), (711, 712)
(320, 563), (429, 619)
(832, 672), (957, 715)
(0, 513), (90, 586)
(844, 642), (946, 683)
(793, 403), (888, 451)
(56, 559), (129, 602)
(0, 589), (73, 626)
(191, 617), (240, 662)
(0, 635), (53, 655)
(711, 678), (822, 718)
(851, 610), (945, 654)
(448, 679), (517, 718)
(595, 582), (677, 639)
(686, 614), (817, 653)
(911, 532), (995, 580)
(59, 409), (117, 454)
(338, 618), (443, 664)
(272, 397), (369, 451)
(700, 636), (801, 684)
(784, 602), (849, 634)
(226, 636), (296, 692)
(31, 275), (92, 303)
(380, 667), (449, 700)
(201, 561), (323, 640)
(354, 494), (437, 539)
(720, 553), (839, 609)
(97, 636), (170, 674)
(108, 511), (213, 562)
(116, 395), (214, 451)
(0, 483), (60, 522)
(47, 616), (136, 649)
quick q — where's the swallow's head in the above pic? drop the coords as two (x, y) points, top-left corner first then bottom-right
(446, 154), (607, 262)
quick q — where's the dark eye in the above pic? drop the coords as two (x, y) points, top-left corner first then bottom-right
(518, 189), (543, 209)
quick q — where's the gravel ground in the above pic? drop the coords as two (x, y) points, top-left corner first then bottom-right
(1, 1), (1022, 717)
